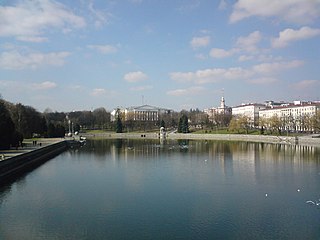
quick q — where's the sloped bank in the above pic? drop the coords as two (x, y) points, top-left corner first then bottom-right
(0, 141), (71, 183)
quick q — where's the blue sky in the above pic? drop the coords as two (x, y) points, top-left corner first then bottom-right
(0, 0), (320, 112)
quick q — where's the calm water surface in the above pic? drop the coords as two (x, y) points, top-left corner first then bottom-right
(0, 139), (320, 239)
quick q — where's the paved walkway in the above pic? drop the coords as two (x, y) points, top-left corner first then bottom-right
(0, 138), (65, 161)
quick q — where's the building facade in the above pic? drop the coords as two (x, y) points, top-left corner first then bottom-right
(204, 96), (232, 123)
(111, 105), (172, 122)
(232, 103), (266, 126)
(259, 101), (320, 132)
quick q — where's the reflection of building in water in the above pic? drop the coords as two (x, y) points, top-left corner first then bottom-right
(110, 139), (164, 162)
(215, 142), (319, 182)
(230, 143), (257, 181)
(207, 142), (234, 177)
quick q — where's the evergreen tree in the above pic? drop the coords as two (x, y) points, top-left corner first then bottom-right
(160, 119), (166, 129)
(178, 114), (189, 133)
(116, 115), (123, 133)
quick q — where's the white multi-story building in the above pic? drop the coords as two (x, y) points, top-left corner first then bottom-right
(259, 101), (320, 131)
(111, 105), (172, 122)
(232, 103), (266, 126)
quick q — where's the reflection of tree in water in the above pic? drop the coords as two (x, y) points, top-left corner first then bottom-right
(79, 139), (320, 165)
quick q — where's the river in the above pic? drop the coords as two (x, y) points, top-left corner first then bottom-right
(1, 139), (320, 239)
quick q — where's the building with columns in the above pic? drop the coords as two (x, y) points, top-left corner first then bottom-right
(111, 105), (172, 122)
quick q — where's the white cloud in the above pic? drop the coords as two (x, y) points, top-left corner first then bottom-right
(170, 60), (303, 85)
(238, 55), (253, 62)
(167, 86), (205, 96)
(0, 51), (70, 70)
(170, 72), (195, 83)
(124, 71), (148, 83)
(91, 88), (106, 96)
(195, 53), (207, 60)
(209, 48), (238, 58)
(16, 36), (48, 43)
(252, 60), (304, 75)
(190, 36), (211, 49)
(87, 44), (118, 54)
(236, 31), (261, 52)
(32, 81), (57, 90)
(247, 77), (278, 85)
(170, 67), (252, 84)
(272, 26), (320, 48)
(209, 31), (261, 60)
(218, 0), (227, 10)
(230, 0), (320, 24)
(130, 85), (153, 91)
(0, 0), (86, 41)
(88, 2), (112, 28)
(292, 80), (320, 89)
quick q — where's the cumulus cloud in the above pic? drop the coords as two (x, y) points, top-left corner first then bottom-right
(124, 71), (148, 83)
(88, 2), (111, 28)
(238, 55), (253, 62)
(170, 72), (195, 83)
(272, 26), (320, 48)
(130, 85), (153, 91)
(292, 80), (320, 89)
(190, 36), (211, 49)
(0, 51), (70, 70)
(236, 31), (261, 52)
(230, 0), (320, 24)
(32, 81), (57, 90)
(87, 44), (118, 54)
(247, 77), (278, 85)
(209, 31), (261, 59)
(209, 48), (237, 58)
(218, 0), (227, 10)
(167, 86), (205, 96)
(170, 59), (304, 85)
(252, 60), (304, 75)
(0, 0), (86, 41)
(170, 67), (252, 84)
(91, 88), (106, 96)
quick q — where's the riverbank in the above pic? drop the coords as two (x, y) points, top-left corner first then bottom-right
(0, 139), (72, 183)
(0, 138), (64, 161)
(82, 132), (320, 146)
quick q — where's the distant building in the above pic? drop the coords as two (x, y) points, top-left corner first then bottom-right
(232, 103), (266, 126)
(259, 101), (320, 132)
(111, 105), (172, 122)
(264, 100), (289, 108)
(204, 96), (232, 123)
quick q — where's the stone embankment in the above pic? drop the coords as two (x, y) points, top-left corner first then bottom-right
(82, 132), (320, 146)
(0, 139), (71, 182)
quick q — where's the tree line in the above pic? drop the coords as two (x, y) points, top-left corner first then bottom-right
(2, 95), (319, 149)
(0, 98), (112, 149)
(228, 113), (320, 135)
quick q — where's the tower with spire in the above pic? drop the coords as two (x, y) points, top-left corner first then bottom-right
(204, 89), (232, 123)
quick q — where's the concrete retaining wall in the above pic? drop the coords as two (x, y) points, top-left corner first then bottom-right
(0, 141), (68, 182)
